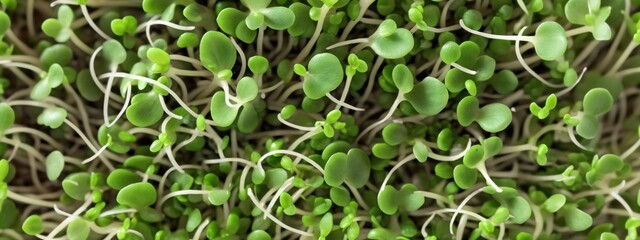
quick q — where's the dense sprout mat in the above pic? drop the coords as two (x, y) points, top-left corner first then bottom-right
(1, 0), (640, 239)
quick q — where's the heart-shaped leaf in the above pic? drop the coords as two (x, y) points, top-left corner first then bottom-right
(237, 77), (259, 103)
(126, 91), (163, 127)
(404, 77), (449, 116)
(504, 196), (532, 224)
(370, 28), (414, 59)
(533, 22), (567, 61)
(476, 103), (512, 133)
(210, 91), (239, 127)
(200, 31), (237, 74)
(576, 114), (599, 139)
(457, 96), (480, 126)
(583, 88), (613, 116)
(303, 53), (343, 99)
(453, 164), (478, 189)
(208, 188), (231, 205)
(62, 173), (91, 200)
(262, 7), (295, 30)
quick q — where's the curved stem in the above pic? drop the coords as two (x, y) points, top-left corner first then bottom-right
(459, 20), (534, 42)
(326, 38), (370, 50)
(325, 92), (364, 111)
(450, 62), (477, 75)
(247, 189), (313, 237)
(80, 5), (112, 40)
(515, 27), (564, 88)
(450, 187), (485, 234)
(356, 94), (404, 142)
(100, 72), (199, 117)
(294, 5), (330, 63)
(428, 140), (472, 162)
(378, 155), (416, 198)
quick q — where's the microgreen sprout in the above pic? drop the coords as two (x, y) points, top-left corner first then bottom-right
(1, 0), (640, 239)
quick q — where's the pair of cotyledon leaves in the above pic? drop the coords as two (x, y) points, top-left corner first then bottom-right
(457, 96), (512, 133)
(576, 88), (613, 139)
(300, 55), (448, 116)
(565, 0), (613, 40)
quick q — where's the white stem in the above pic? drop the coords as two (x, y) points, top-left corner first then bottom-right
(325, 92), (365, 111)
(459, 20), (534, 42)
(81, 143), (109, 164)
(158, 95), (183, 120)
(428, 140), (472, 161)
(356, 94), (404, 142)
(102, 66), (118, 125)
(264, 177), (295, 219)
(378, 155), (416, 198)
(451, 62), (477, 75)
(621, 138), (640, 159)
(247, 189), (313, 237)
(146, 20), (195, 46)
(203, 158), (257, 167)
(476, 164), (503, 192)
(515, 27), (564, 88)
(277, 114), (318, 132)
(257, 150), (324, 175)
(80, 5), (112, 40)
(450, 187), (485, 234)
(107, 84), (131, 128)
(100, 72), (199, 117)
(326, 38), (370, 50)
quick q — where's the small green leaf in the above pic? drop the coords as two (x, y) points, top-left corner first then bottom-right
(583, 88), (613, 116)
(126, 91), (163, 127)
(237, 77), (259, 103)
(200, 31), (237, 74)
(324, 152), (348, 187)
(0, 103), (14, 131)
(577, 114), (599, 139)
(116, 182), (157, 209)
(476, 103), (512, 133)
(106, 169), (142, 190)
(248, 230), (272, 240)
(457, 96), (480, 126)
(37, 107), (67, 129)
(345, 148), (370, 188)
(564, 206), (593, 231)
(22, 215), (44, 235)
(453, 164), (478, 189)
(504, 196), (532, 224)
(543, 194), (566, 213)
(404, 77), (449, 116)
(441, 41), (461, 64)
(262, 7), (295, 30)
(45, 151), (65, 181)
(303, 53), (344, 99)
(533, 22), (567, 61)
(102, 40), (127, 65)
(67, 219), (90, 240)
(392, 64), (414, 94)
(210, 91), (239, 127)
(378, 185), (399, 215)
(413, 141), (428, 162)
(62, 173), (91, 200)
(370, 27), (414, 59)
